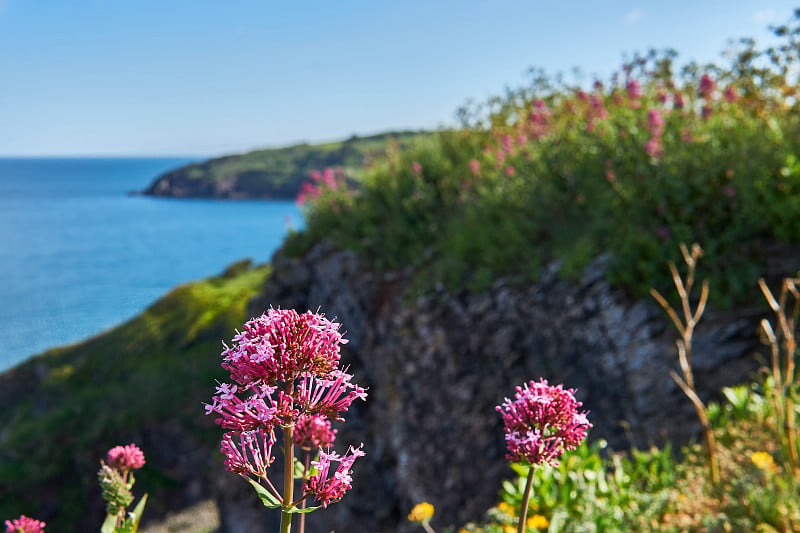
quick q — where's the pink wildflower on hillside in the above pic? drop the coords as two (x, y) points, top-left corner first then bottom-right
(647, 109), (665, 136)
(469, 159), (481, 176)
(4, 516), (45, 533)
(303, 444), (365, 508)
(626, 80), (643, 99)
(723, 85), (739, 103)
(496, 379), (591, 467)
(699, 74), (716, 98)
(107, 444), (146, 472)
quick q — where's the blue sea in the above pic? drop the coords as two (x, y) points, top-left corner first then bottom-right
(0, 157), (303, 371)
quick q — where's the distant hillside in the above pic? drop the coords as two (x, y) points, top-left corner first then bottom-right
(141, 130), (431, 199)
(0, 260), (270, 531)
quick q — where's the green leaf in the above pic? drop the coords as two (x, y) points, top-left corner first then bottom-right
(129, 493), (148, 532)
(101, 514), (117, 533)
(247, 478), (283, 509)
(285, 505), (321, 514)
(293, 457), (306, 479)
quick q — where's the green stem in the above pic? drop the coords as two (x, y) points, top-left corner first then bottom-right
(518, 466), (535, 533)
(280, 424), (295, 533)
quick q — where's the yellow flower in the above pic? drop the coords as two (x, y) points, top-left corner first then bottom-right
(751, 451), (778, 474)
(526, 514), (549, 530)
(497, 502), (515, 516)
(503, 526), (516, 533)
(408, 502), (435, 523)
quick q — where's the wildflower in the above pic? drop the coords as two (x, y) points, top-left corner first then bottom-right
(505, 166), (516, 177)
(469, 159), (481, 176)
(303, 444), (365, 508)
(497, 501), (515, 516)
(626, 80), (643, 99)
(408, 502), (435, 523)
(502, 134), (514, 154)
(412, 162), (422, 174)
(699, 73), (716, 98)
(647, 109), (665, 137)
(106, 443), (146, 472)
(673, 91), (685, 110)
(4, 516), (45, 533)
(294, 413), (337, 450)
(751, 451), (778, 473)
(701, 103), (713, 120)
(724, 85), (738, 103)
(220, 430), (276, 478)
(646, 137), (664, 159)
(496, 379), (591, 467)
(527, 514), (549, 530)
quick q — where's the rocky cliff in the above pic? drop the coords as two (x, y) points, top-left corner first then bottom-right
(214, 240), (773, 532)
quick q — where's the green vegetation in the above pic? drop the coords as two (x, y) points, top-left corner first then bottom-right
(144, 130), (430, 198)
(459, 376), (800, 533)
(0, 260), (270, 531)
(291, 19), (800, 306)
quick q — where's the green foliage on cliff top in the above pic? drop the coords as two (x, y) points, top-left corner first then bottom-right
(0, 260), (270, 531)
(290, 20), (800, 306)
(145, 130), (430, 198)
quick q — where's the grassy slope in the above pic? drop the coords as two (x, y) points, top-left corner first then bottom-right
(145, 130), (430, 198)
(0, 260), (270, 531)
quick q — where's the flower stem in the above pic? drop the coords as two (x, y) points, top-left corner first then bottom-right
(299, 450), (310, 533)
(280, 424), (295, 533)
(518, 466), (535, 533)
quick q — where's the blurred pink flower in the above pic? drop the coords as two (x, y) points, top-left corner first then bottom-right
(723, 185), (736, 198)
(626, 80), (643, 99)
(496, 379), (591, 467)
(699, 74), (716, 98)
(412, 162), (422, 174)
(647, 109), (665, 136)
(701, 103), (713, 120)
(107, 444), (146, 472)
(673, 91), (685, 110)
(646, 137), (664, 159)
(294, 414), (337, 450)
(4, 516), (45, 533)
(505, 166), (516, 177)
(723, 85), (738, 103)
(469, 159), (481, 176)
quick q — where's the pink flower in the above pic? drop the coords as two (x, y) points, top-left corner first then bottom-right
(505, 166), (515, 177)
(501, 134), (514, 154)
(496, 379), (591, 467)
(626, 80), (642, 99)
(303, 445), (365, 507)
(701, 103), (713, 120)
(221, 309), (346, 387)
(723, 184), (736, 198)
(646, 137), (664, 159)
(647, 109), (665, 136)
(295, 369), (368, 421)
(221, 430), (276, 478)
(589, 94), (608, 120)
(699, 73), (716, 98)
(723, 85), (738, 103)
(469, 159), (481, 176)
(673, 92), (685, 110)
(107, 444), (145, 471)
(294, 414), (337, 450)
(412, 162), (422, 174)
(4, 516), (45, 533)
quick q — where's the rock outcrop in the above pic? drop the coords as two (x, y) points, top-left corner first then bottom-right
(219, 241), (772, 532)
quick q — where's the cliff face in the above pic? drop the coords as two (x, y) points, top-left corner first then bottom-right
(218, 241), (767, 532)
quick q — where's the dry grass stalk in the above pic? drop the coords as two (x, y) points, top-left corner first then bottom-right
(650, 243), (719, 486)
(758, 276), (800, 480)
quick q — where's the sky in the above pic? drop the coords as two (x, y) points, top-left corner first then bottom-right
(1, 1), (798, 157)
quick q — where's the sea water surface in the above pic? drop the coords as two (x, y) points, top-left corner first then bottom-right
(0, 157), (302, 371)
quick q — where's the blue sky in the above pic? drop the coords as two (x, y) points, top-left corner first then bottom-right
(1, 1), (797, 157)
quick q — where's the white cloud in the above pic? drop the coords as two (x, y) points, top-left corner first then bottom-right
(623, 9), (644, 26)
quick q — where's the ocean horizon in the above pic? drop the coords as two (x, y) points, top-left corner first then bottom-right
(0, 157), (302, 371)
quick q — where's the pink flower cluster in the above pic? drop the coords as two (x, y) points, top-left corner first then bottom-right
(106, 444), (146, 472)
(206, 308), (367, 508)
(296, 167), (343, 206)
(303, 444), (365, 508)
(496, 379), (591, 467)
(4, 516), (45, 533)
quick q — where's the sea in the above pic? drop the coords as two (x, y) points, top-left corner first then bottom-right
(0, 157), (303, 372)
